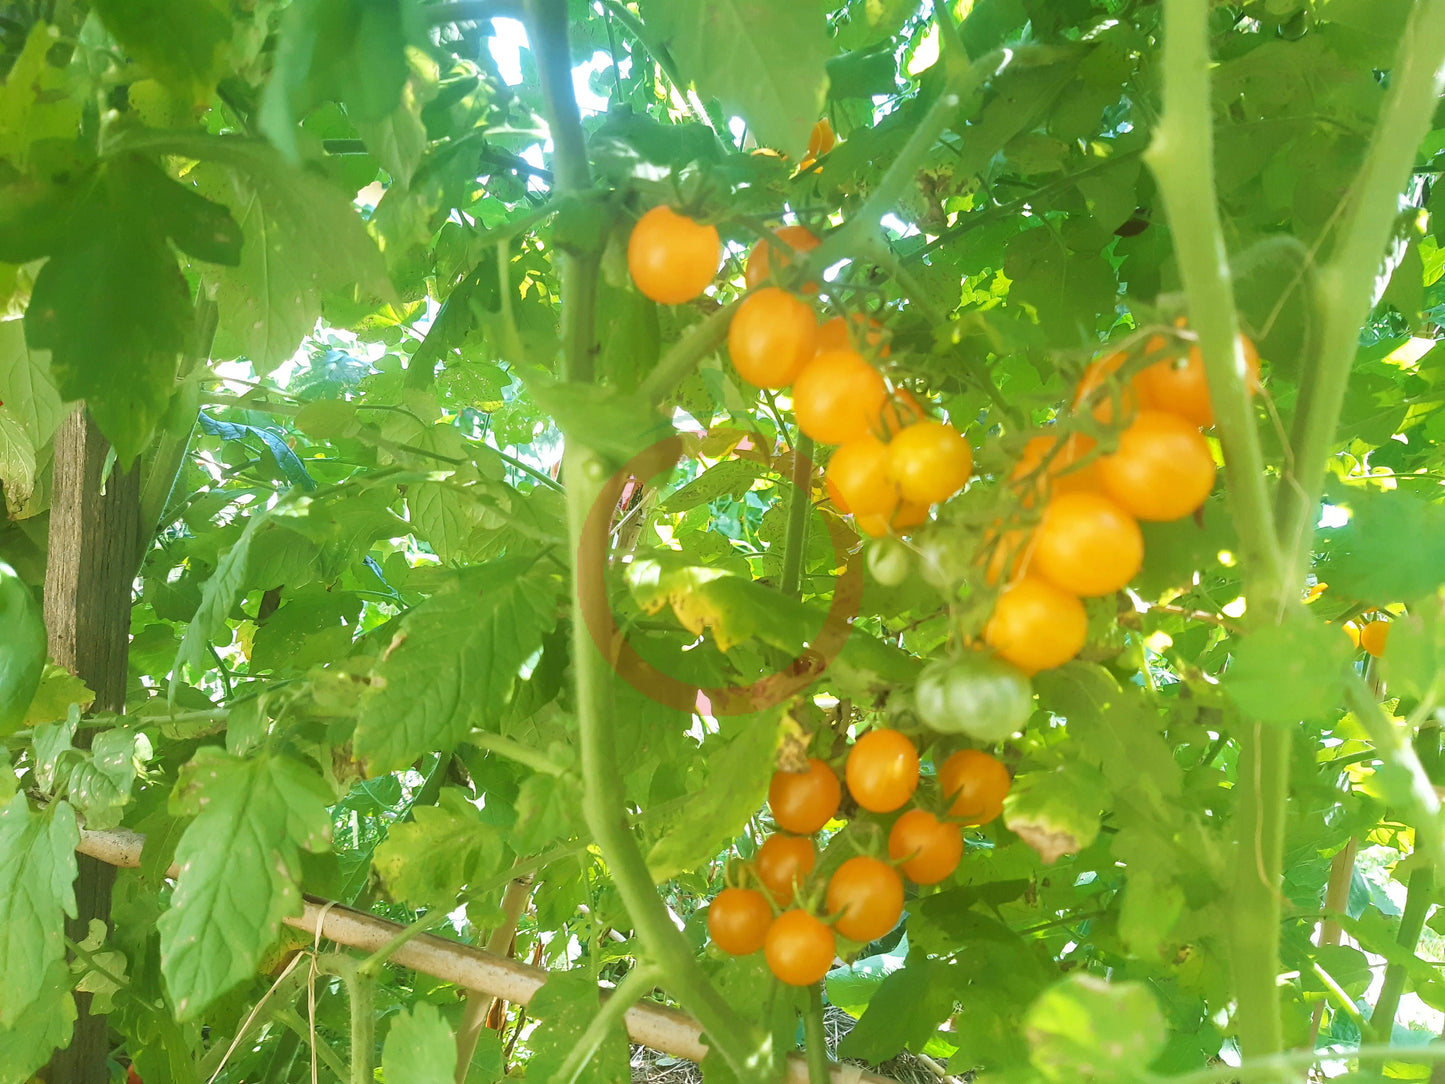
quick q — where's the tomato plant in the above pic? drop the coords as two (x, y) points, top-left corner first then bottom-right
(1, 1), (1443, 1082)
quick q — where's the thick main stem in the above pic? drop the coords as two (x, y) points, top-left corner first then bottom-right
(1229, 723), (1290, 1064)
(1276, 0), (1445, 584)
(1373, 865), (1434, 1042)
(1146, 1), (1293, 1063)
(523, 0), (766, 1075)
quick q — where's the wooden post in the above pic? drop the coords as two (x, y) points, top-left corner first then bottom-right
(42, 408), (142, 1084)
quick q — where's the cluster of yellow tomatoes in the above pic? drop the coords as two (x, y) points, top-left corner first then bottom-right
(626, 207), (973, 538)
(706, 740), (1012, 987)
(975, 335), (1260, 674)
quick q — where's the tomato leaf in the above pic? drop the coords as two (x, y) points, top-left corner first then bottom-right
(157, 749), (332, 1020)
(258, 0), (410, 161)
(523, 970), (631, 1084)
(185, 139), (391, 373)
(1316, 486), (1445, 604)
(1223, 615), (1353, 725)
(353, 560), (560, 774)
(381, 1001), (458, 1084)
(94, 0), (232, 98)
(838, 958), (957, 1063)
(637, 0), (831, 157)
(646, 709), (781, 882)
(0, 960), (74, 1083)
(1025, 974), (1166, 1081)
(0, 796), (78, 1028)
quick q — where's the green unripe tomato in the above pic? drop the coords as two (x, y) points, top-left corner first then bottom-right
(0, 559), (46, 736)
(866, 537), (911, 587)
(914, 654), (1033, 741)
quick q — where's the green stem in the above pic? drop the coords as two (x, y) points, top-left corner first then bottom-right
(1276, 0), (1445, 585)
(806, 47), (1018, 275)
(555, 964), (662, 1084)
(1312, 961), (1367, 1031)
(804, 984), (831, 1084)
(637, 301), (739, 407)
(1344, 671), (1445, 871)
(314, 954), (375, 1084)
(1144, 0), (1282, 599)
(525, 0), (764, 1074)
(1372, 864), (1434, 1041)
(468, 730), (570, 776)
(781, 436), (813, 598)
(1228, 722), (1290, 1066)
(358, 910), (449, 979)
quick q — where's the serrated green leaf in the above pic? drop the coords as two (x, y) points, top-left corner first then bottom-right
(647, 710), (780, 881)
(1002, 761), (1107, 864)
(184, 139), (391, 373)
(94, 0), (231, 98)
(0, 318), (65, 456)
(0, 562), (46, 735)
(523, 970), (631, 1084)
(354, 560), (559, 773)
(373, 789), (504, 909)
(1025, 974), (1166, 1081)
(0, 796), (78, 1027)
(838, 959), (956, 1064)
(1224, 615), (1354, 724)
(158, 749), (332, 1019)
(173, 509), (266, 689)
(638, 1), (831, 157)
(1317, 487), (1445, 604)
(0, 960), (74, 1084)
(382, 1000), (457, 1084)
(1003, 226), (1117, 347)
(67, 728), (138, 831)
(259, 0), (409, 161)
(0, 24), (82, 167)
(660, 459), (760, 513)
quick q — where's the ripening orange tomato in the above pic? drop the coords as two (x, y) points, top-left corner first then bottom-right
(808, 117), (837, 158)
(818, 313), (892, 358)
(826, 856), (904, 943)
(765, 909), (836, 986)
(984, 575), (1088, 674)
(939, 749), (1011, 825)
(1033, 492), (1143, 597)
(1010, 433), (1102, 506)
(769, 757), (842, 835)
(1098, 410), (1217, 522)
(1360, 620), (1390, 658)
(888, 809), (964, 885)
(754, 834), (817, 905)
(745, 225), (821, 291)
(979, 525), (1034, 587)
(855, 500), (931, 538)
(1075, 351), (1144, 425)
(827, 437), (899, 517)
(728, 288), (819, 389)
(1137, 334), (1261, 428)
(825, 475), (851, 514)
(846, 729), (919, 813)
(792, 349), (889, 445)
(627, 206), (720, 304)
(1343, 622), (1364, 649)
(707, 887), (772, 955)
(888, 421), (972, 505)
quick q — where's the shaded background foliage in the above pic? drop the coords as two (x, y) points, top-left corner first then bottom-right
(0, 0), (1443, 1082)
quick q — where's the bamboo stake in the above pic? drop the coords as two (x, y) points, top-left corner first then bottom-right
(75, 828), (892, 1084)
